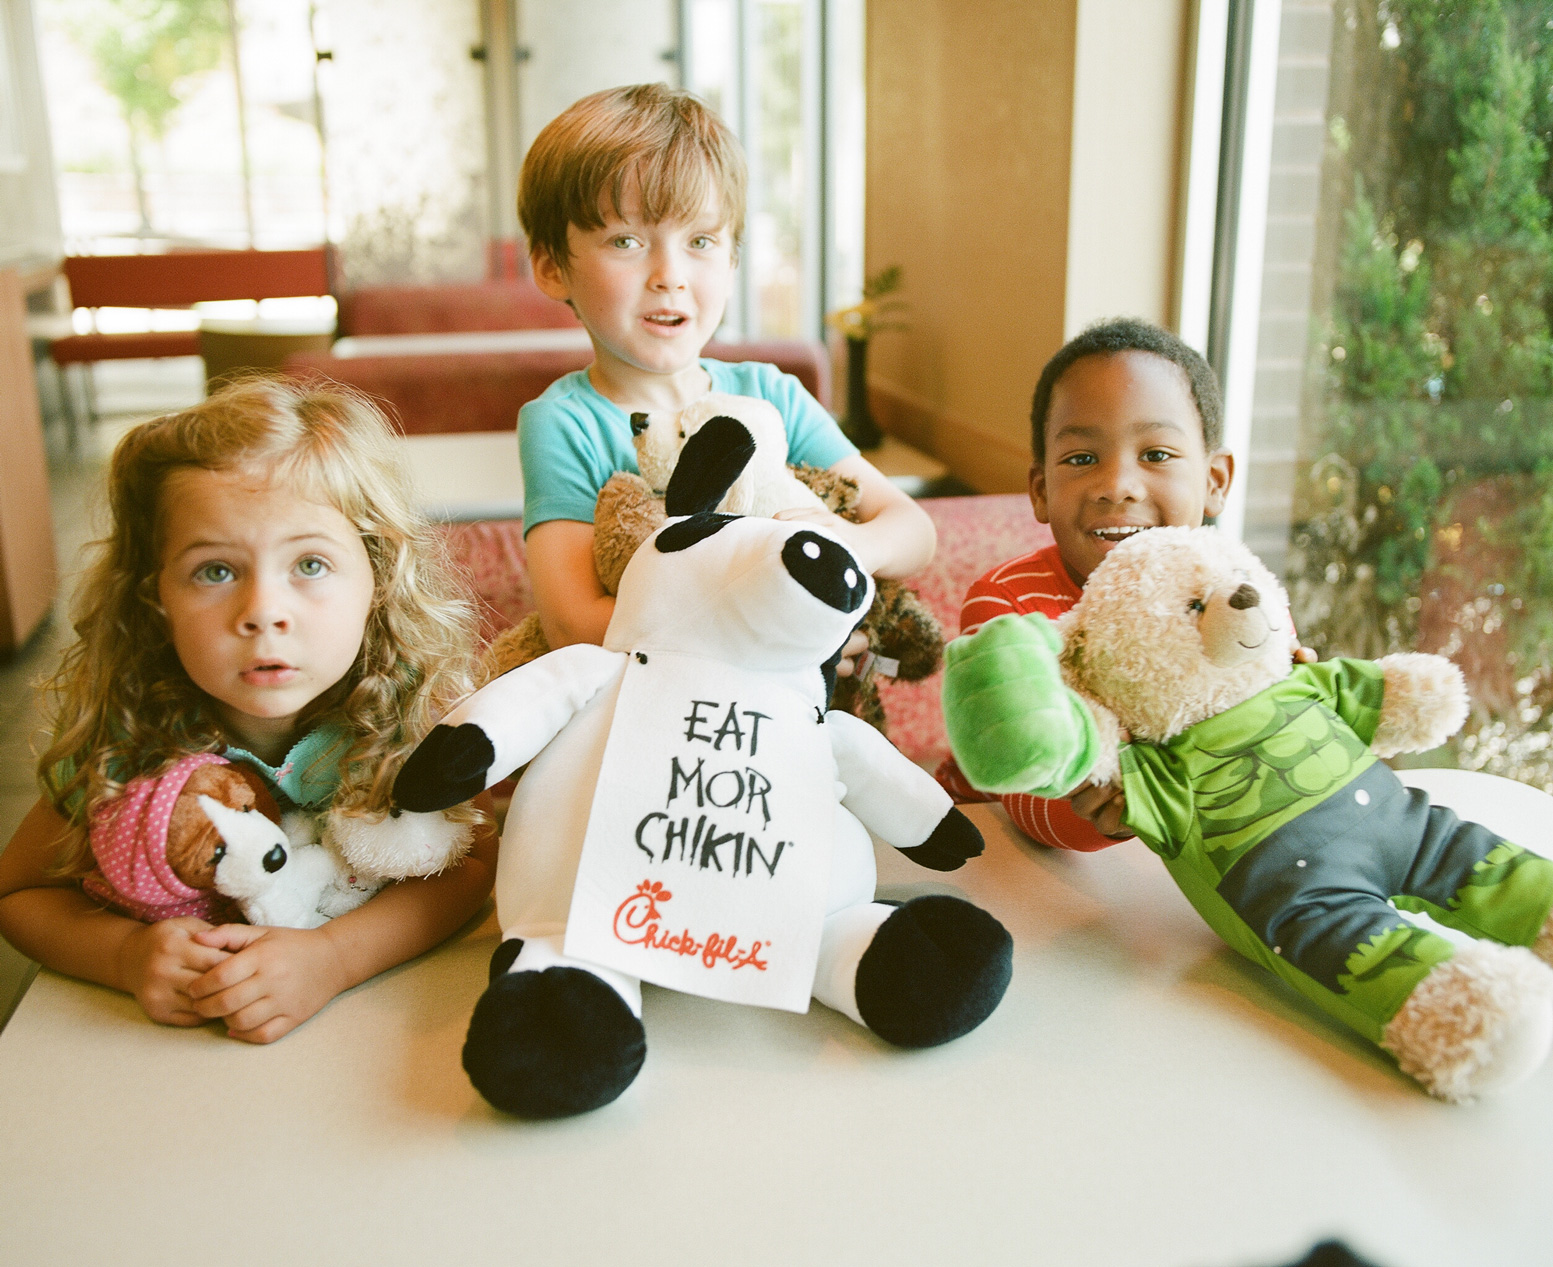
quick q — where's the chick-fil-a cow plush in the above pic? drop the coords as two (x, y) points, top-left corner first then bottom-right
(395, 418), (1011, 1118)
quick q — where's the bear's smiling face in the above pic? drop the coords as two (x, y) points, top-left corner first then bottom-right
(630, 392), (789, 497)
(1056, 526), (1294, 742)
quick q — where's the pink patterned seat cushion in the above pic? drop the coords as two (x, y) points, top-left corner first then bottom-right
(875, 496), (1052, 764)
(440, 493), (1051, 765)
(443, 518), (534, 644)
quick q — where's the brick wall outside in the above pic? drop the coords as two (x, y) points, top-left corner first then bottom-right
(1241, 1), (1335, 574)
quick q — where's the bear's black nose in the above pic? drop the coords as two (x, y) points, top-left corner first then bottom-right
(782, 530), (867, 613)
(1228, 583), (1260, 610)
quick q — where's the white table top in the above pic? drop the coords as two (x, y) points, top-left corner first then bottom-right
(2, 802), (1547, 1266)
(393, 431), (949, 524)
(400, 430), (524, 522)
(332, 327), (593, 358)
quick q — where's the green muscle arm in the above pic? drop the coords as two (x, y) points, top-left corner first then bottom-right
(942, 613), (1100, 797)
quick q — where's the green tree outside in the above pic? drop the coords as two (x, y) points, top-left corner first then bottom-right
(53, 0), (229, 234)
(1290, 0), (1553, 787)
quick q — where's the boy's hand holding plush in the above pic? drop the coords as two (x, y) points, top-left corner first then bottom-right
(942, 612), (1103, 798)
(480, 392), (945, 740)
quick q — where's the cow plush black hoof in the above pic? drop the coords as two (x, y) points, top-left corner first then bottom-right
(487, 937), (524, 983)
(462, 966), (646, 1118)
(393, 722), (495, 813)
(898, 806), (984, 871)
(854, 895), (1012, 1048)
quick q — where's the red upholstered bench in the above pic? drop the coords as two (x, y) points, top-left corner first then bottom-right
(286, 338), (832, 435)
(50, 248), (331, 368)
(442, 493), (1051, 766)
(336, 279), (580, 335)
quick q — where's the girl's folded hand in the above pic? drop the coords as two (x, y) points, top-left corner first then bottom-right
(186, 923), (349, 1045)
(118, 917), (229, 1027)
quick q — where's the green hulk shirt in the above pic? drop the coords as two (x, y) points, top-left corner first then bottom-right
(1119, 659), (1384, 877)
(1120, 660), (1553, 1041)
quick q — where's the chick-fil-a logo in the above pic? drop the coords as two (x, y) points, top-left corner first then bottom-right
(612, 879), (769, 971)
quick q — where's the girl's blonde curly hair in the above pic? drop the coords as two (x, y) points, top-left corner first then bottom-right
(39, 377), (483, 874)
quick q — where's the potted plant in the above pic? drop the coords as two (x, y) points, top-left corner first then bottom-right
(826, 266), (908, 449)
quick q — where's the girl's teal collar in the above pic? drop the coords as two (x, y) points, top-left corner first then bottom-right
(224, 723), (351, 809)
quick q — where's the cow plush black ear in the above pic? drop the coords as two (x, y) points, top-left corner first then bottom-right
(664, 416), (756, 517)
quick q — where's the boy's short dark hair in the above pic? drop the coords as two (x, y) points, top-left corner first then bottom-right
(1029, 317), (1223, 463)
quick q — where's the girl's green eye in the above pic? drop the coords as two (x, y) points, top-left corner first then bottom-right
(194, 562), (233, 584)
(691, 235), (714, 249)
(297, 557), (328, 578)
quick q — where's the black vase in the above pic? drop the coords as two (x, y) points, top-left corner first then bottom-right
(841, 336), (883, 449)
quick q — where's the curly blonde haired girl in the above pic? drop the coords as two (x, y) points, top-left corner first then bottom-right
(0, 378), (496, 1043)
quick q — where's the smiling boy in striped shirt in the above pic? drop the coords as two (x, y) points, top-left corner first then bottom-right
(936, 318), (1233, 849)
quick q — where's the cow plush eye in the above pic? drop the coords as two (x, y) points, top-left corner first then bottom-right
(1188, 598), (1206, 614)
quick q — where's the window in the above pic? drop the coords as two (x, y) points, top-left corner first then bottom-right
(1201, 0), (1553, 788)
(38, 0), (327, 252)
(35, 0), (863, 324)
(0, 4), (28, 173)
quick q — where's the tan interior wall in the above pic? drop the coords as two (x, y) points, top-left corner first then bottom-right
(1065, 0), (1190, 337)
(865, 0), (1078, 494)
(0, 270), (57, 651)
(865, 0), (1189, 493)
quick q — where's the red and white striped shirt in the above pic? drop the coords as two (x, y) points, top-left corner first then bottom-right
(935, 543), (1127, 852)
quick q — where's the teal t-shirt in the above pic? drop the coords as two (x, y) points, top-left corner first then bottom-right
(518, 359), (857, 535)
(224, 723), (353, 811)
(55, 722), (352, 825)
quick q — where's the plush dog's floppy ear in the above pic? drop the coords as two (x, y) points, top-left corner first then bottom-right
(166, 764), (262, 890)
(664, 416), (756, 517)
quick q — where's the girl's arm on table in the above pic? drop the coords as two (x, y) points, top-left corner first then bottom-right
(0, 792), (499, 1043)
(778, 454), (936, 580)
(525, 518), (616, 649)
(0, 797), (229, 1025)
(186, 796), (499, 1043)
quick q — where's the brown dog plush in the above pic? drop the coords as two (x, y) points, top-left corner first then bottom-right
(164, 761), (281, 890)
(87, 751), (471, 928)
(85, 754), (288, 925)
(480, 465), (943, 732)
